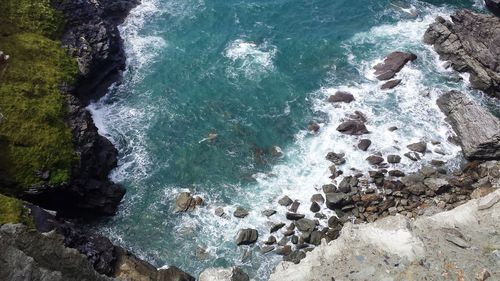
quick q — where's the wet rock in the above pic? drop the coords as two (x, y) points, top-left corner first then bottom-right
(278, 196), (293, 206)
(328, 216), (343, 228)
(310, 202), (321, 213)
(308, 231), (322, 245)
(381, 79), (402, 90)
(288, 200), (300, 213)
(366, 155), (385, 165)
(233, 207), (249, 218)
(215, 207), (225, 217)
(325, 193), (350, 210)
(278, 237), (289, 246)
(358, 139), (372, 151)
(407, 142), (427, 153)
(388, 126), (398, 132)
(437, 91), (500, 159)
(270, 223), (285, 233)
(311, 194), (325, 204)
(326, 152), (346, 165)
(286, 212), (305, 220)
(308, 121), (320, 133)
(337, 121), (369, 135)
(373, 51), (417, 80)
(262, 209), (277, 217)
(291, 235), (299, 244)
(404, 152), (421, 161)
(431, 160), (445, 166)
(276, 245), (292, 256)
(261, 246), (275, 254)
(175, 192), (203, 212)
(328, 91), (355, 103)
(295, 219), (316, 233)
(284, 250), (307, 264)
(389, 170), (405, 177)
(271, 146), (283, 157)
(387, 155), (401, 164)
(199, 267), (250, 281)
(265, 236), (277, 245)
(338, 176), (358, 193)
(236, 229), (258, 246)
(322, 184), (337, 194)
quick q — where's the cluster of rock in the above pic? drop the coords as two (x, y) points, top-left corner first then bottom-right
(424, 10), (500, 98)
(373, 51), (417, 90)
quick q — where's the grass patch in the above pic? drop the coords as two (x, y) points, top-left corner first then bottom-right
(0, 0), (78, 191)
(0, 193), (33, 226)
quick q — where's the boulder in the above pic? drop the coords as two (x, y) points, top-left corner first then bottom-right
(236, 229), (258, 246)
(366, 155), (384, 165)
(288, 200), (300, 213)
(328, 91), (355, 103)
(389, 170), (405, 177)
(276, 245), (292, 256)
(387, 155), (402, 163)
(233, 207), (249, 218)
(310, 202), (320, 213)
(358, 139), (372, 151)
(407, 142), (427, 153)
(337, 121), (369, 135)
(437, 91), (500, 160)
(325, 193), (350, 210)
(295, 219), (316, 233)
(424, 11), (500, 98)
(265, 236), (277, 245)
(270, 223), (286, 233)
(326, 152), (346, 165)
(373, 51), (417, 80)
(278, 196), (293, 206)
(404, 152), (421, 161)
(175, 192), (203, 212)
(283, 250), (306, 264)
(310, 194), (325, 204)
(338, 176), (358, 193)
(199, 267), (249, 281)
(262, 209), (277, 217)
(308, 121), (320, 133)
(380, 79), (402, 90)
(286, 213), (305, 220)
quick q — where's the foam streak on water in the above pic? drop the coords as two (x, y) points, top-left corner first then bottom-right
(88, 1), (488, 280)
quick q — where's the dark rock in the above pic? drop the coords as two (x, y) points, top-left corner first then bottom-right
(337, 121), (369, 135)
(262, 209), (277, 217)
(236, 229), (258, 245)
(261, 246), (275, 254)
(278, 196), (293, 206)
(373, 51), (417, 80)
(431, 160), (445, 166)
(388, 126), (398, 132)
(325, 193), (351, 210)
(308, 121), (320, 133)
(366, 155), (385, 165)
(389, 170), (406, 177)
(276, 245), (292, 256)
(310, 202), (321, 213)
(338, 176), (358, 193)
(424, 10), (500, 97)
(291, 235), (299, 244)
(308, 231), (322, 245)
(387, 155), (402, 164)
(381, 79), (402, 90)
(437, 91), (500, 159)
(295, 219), (316, 233)
(322, 184), (337, 194)
(175, 192), (203, 212)
(358, 139), (372, 151)
(288, 200), (300, 213)
(233, 207), (249, 218)
(284, 250), (306, 264)
(404, 152), (421, 161)
(486, 0), (500, 16)
(407, 142), (427, 153)
(311, 194), (325, 204)
(328, 91), (355, 103)
(286, 212), (305, 220)
(326, 152), (346, 165)
(270, 223), (286, 233)
(265, 236), (277, 245)
(328, 216), (343, 228)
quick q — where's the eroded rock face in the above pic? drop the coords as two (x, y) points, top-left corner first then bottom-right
(373, 51), (417, 81)
(424, 10), (500, 98)
(437, 91), (500, 160)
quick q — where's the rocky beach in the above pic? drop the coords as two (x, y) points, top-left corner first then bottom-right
(1, 0), (499, 281)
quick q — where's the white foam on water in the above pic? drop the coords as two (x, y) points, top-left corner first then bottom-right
(224, 39), (277, 80)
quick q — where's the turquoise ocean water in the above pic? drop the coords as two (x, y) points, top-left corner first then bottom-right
(88, 0), (494, 279)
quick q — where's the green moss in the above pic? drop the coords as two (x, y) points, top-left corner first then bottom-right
(0, 193), (34, 227)
(0, 0), (78, 191)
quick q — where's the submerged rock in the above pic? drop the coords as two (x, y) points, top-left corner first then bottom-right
(380, 79), (402, 90)
(373, 51), (417, 80)
(308, 121), (320, 133)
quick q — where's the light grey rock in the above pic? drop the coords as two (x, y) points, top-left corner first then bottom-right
(437, 91), (500, 160)
(478, 192), (500, 210)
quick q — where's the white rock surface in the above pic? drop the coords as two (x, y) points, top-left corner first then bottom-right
(270, 190), (500, 281)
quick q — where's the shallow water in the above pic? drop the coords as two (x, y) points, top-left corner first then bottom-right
(88, 0), (495, 279)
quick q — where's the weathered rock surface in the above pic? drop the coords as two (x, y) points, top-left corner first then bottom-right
(424, 10), (500, 98)
(269, 190), (500, 281)
(199, 267), (249, 281)
(336, 120), (369, 135)
(373, 51), (417, 80)
(437, 91), (500, 160)
(327, 91), (355, 103)
(357, 139), (372, 151)
(236, 229), (258, 245)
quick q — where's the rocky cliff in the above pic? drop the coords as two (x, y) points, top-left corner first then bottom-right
(424, 10), (500, 98)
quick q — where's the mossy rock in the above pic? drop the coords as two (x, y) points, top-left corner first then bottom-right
(0, 193), (34, 226)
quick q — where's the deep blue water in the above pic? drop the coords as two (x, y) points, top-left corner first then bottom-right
(89, 0), (490, 279)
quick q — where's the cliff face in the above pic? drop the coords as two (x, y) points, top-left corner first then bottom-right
(424, 10), (500, 98)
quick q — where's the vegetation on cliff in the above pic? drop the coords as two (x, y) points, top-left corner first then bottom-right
(0, 0), (78, 191)
(0, 194), (33, 226)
